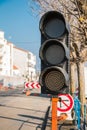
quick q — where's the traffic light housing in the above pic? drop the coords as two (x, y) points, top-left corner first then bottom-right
(39, 11), (70, 95)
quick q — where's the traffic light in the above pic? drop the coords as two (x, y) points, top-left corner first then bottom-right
(39, 11), (70, 95)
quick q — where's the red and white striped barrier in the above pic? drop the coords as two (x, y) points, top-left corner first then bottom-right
(25, 82), (41, 89)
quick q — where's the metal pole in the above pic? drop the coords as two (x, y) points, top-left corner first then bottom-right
(83, 104), (86, 130)
(52, 97), (58, 130)
(74, 97), (81, 129)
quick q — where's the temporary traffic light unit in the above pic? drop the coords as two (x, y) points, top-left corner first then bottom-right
(39, 11), (70, 95)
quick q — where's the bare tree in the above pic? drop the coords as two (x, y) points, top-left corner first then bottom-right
(30, 0), (87, 115)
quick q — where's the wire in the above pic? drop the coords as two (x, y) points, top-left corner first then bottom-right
(13, 41), (40, 44)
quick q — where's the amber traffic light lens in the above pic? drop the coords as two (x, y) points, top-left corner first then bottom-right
(45, 43), (65, 65)
(40, 40), (65, 65)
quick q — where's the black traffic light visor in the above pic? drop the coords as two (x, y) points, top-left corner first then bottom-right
(39, 39), (69, 65)
(39, 66), (69, 93)
(39, 11), (66, 39)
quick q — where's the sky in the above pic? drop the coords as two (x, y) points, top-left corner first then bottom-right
(0, 0), (40, 70)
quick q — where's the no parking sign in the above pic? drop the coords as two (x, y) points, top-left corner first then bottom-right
(57, 94), (74, 113)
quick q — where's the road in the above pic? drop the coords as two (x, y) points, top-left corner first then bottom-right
(0, 87), (51, 130)
(0, 87), (86, 130)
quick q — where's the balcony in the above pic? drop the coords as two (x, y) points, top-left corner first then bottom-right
(0, 59), (3, 64)
(27, 63), (35, 68)
(27, 56), (36, 66)
(0, 55), (3, 59)
(0, 55), (4, 63)
(0, 47), (5, 56)
(27, 52), (36, 66)
(0, 64), (3, 68)
(0, 51), (4, 56)
(0, 39), (6, 47)
(0, 68), (3, 73)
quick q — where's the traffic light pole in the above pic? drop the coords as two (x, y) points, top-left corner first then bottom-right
(39, 11), (70, 130)
(52, 97), (58, 130)
(51, 96), (68, 130)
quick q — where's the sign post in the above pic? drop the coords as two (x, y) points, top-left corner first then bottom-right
(52, 97), (58, 130)
(51, 95), (71, 130)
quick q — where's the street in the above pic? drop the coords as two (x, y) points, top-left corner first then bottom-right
(0, 87), (51, 130)
(0, 87), (87, 130)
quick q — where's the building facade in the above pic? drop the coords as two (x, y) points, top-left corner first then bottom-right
(13, 47), (36, 81)
(0, 31), (12, 76)
(0, 30), (36, 81)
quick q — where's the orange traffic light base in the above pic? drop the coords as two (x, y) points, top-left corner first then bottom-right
(51, 97), (68, 130)
(52, 97), (58, 130)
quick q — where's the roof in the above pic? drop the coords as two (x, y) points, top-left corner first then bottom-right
(14, 46), (28, 53)
(13, 65), (19, 70)
(7, 42), (13, 45)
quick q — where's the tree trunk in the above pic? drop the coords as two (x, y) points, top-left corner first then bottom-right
(77, 62), (85, 116)
(70, 63), (76, 97)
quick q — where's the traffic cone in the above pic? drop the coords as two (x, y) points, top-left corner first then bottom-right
(26, 90), (30, 96)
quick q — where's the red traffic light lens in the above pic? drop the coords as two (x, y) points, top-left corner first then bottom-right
(45, 18), (65, 38)
(40, 11), (66, 38)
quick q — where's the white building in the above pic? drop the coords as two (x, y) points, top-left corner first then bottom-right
(0, 30), (36, 81)
(13, 46), (36, 81)
(0, 31), (13, 76)
(27, 51), (36, 81)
